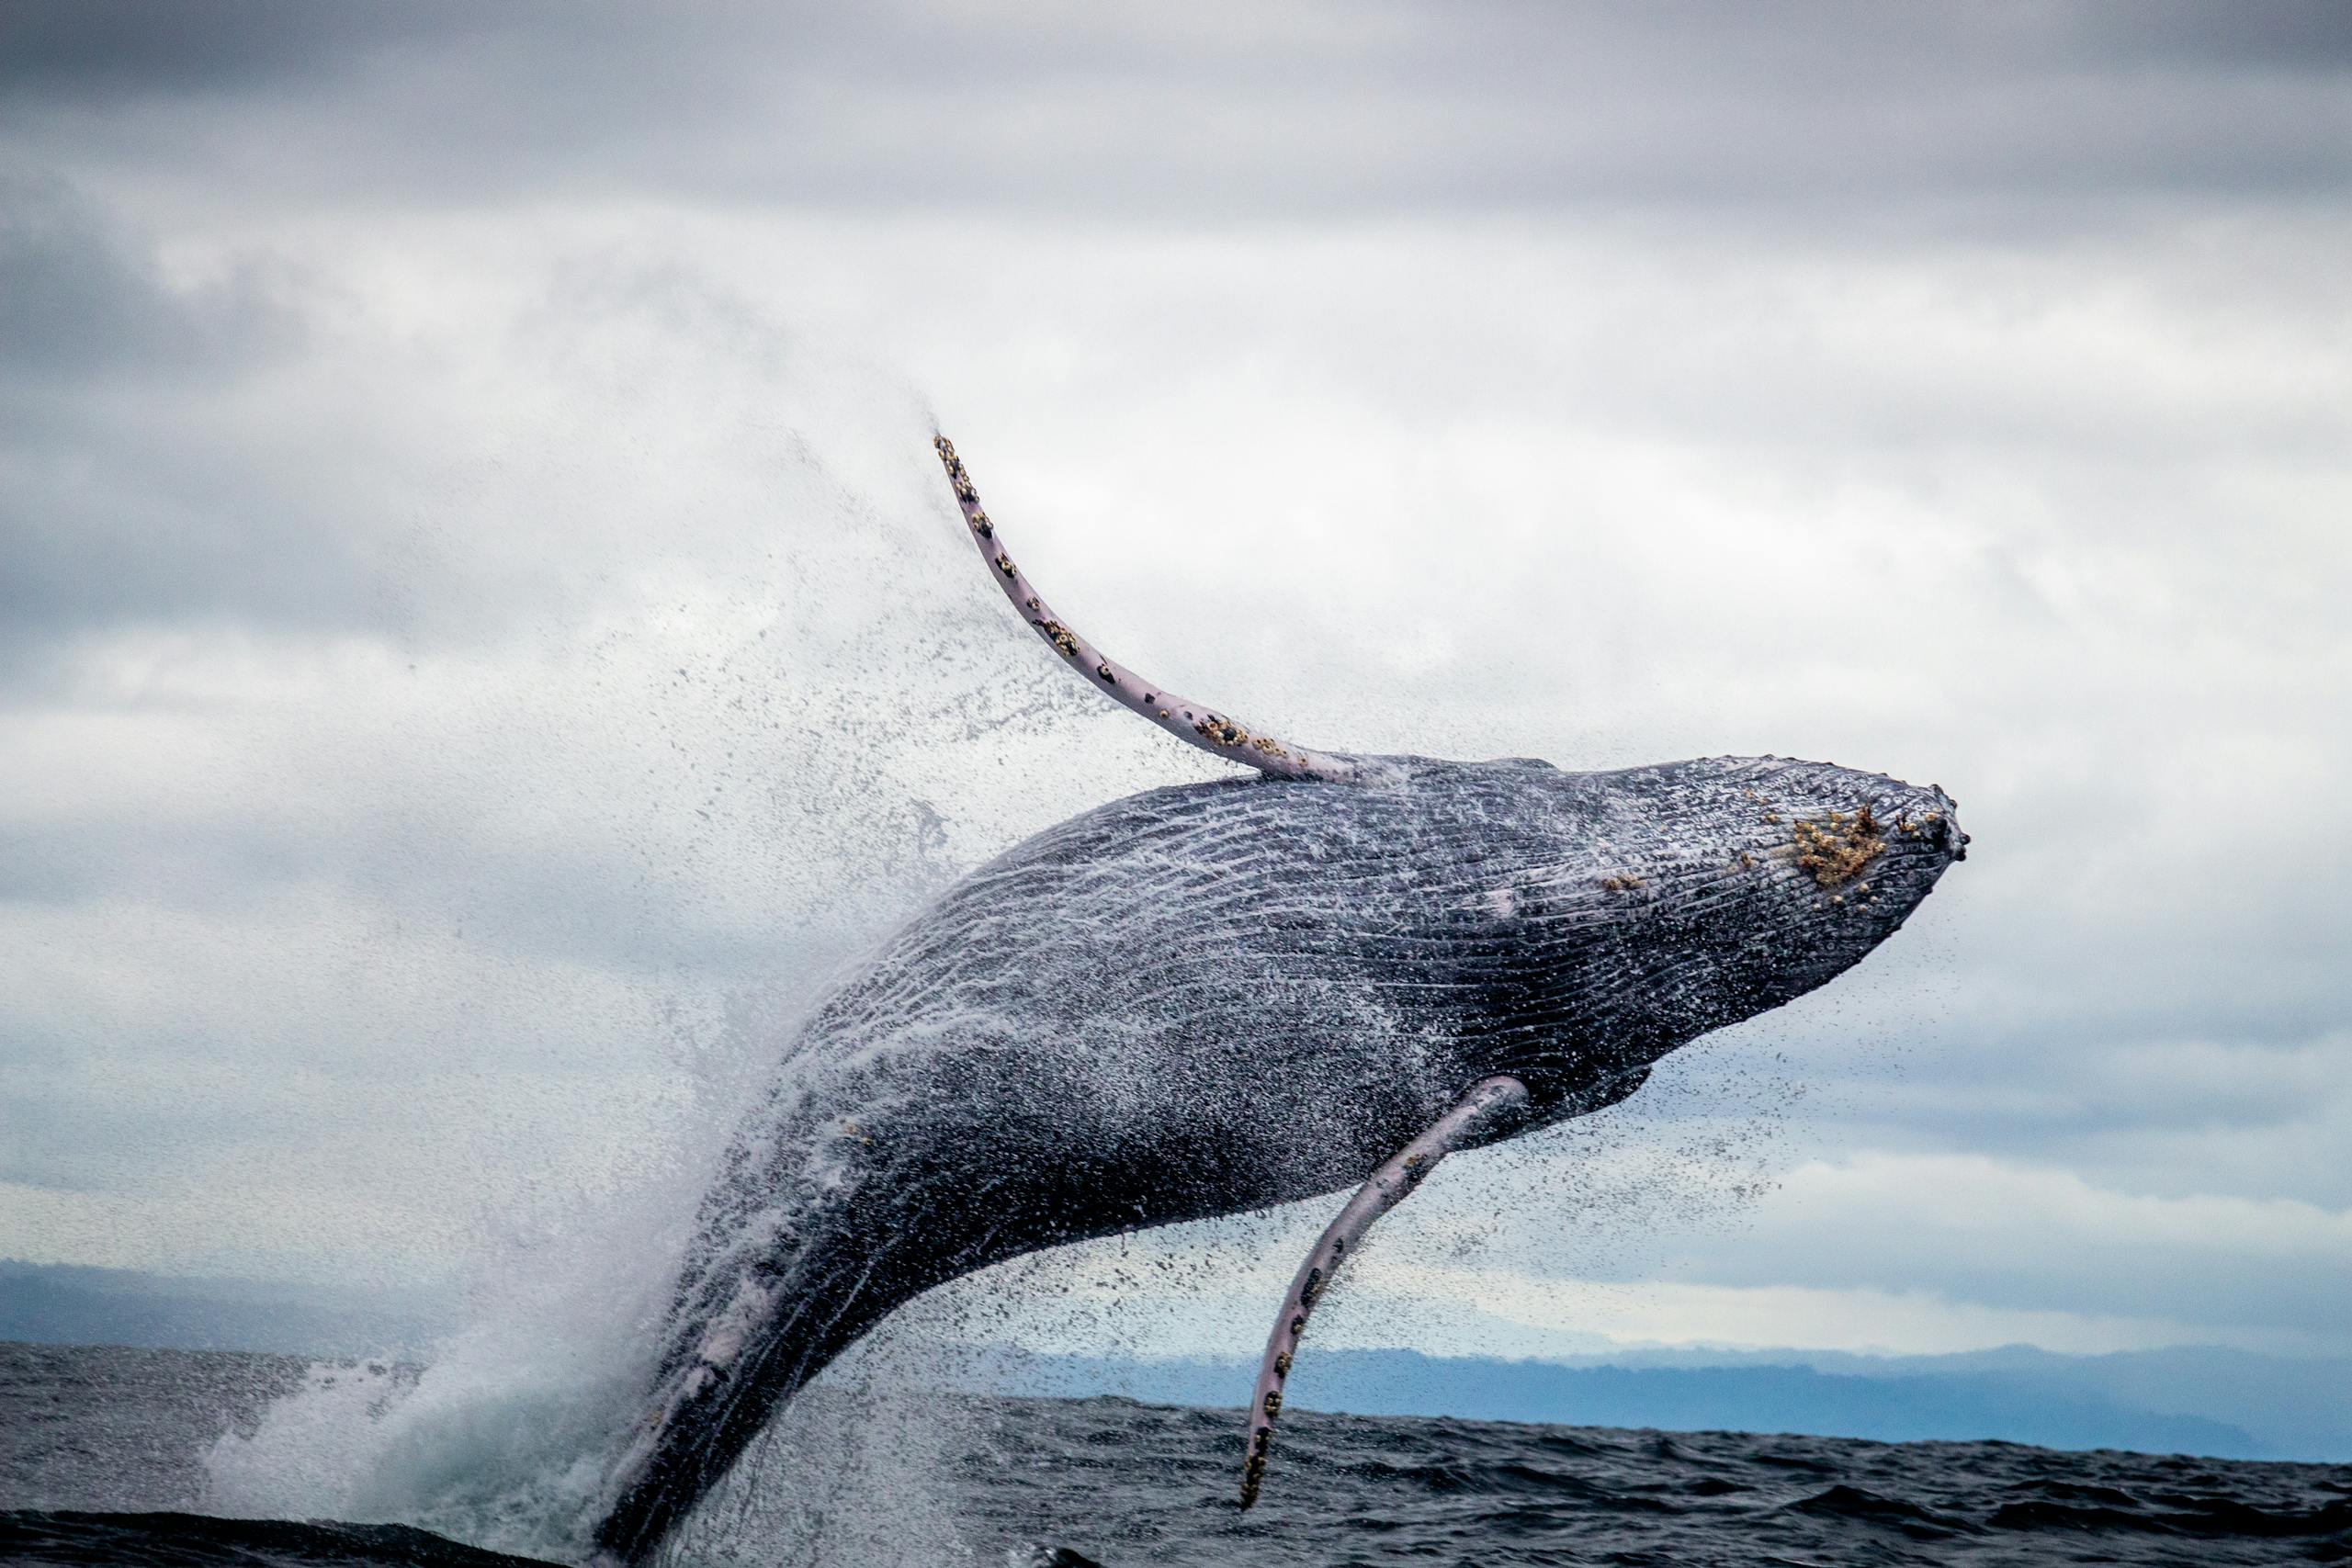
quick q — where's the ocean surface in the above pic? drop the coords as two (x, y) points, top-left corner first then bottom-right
(5, 1340), (2349, 1567)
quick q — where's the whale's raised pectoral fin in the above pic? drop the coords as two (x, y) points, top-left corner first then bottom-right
(931, 434), (1362, 784)
(1238, 1075), (1531, 1510)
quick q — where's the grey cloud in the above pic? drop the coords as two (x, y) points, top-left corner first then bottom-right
(1812, 1029), (2352, 1209)
(2070, 0), (2352, 70)
(0, 175), (352, 656)
(2, 2), (2346, 1365)
(6, 2), (2349, 224)
(0, 418), (381, 662)
(0, 1), (487, 98)
(1660, 1181), (2352, 1347)
(0, 173), (298, 378)
(0, 192), (800, 660)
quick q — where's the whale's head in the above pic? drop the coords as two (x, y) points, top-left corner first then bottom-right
(1720, 754), (1966, 989)
(1451, 753), (1967, 1102)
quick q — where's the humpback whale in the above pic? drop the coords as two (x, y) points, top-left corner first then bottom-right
(587, 437), (1967, 1557)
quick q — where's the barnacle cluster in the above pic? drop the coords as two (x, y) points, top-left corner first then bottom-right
(1194, 714), (1250, 748)
(1792, 806), (1885, 886)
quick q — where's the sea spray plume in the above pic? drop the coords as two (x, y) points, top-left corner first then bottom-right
(585, 436), (1968, 1559)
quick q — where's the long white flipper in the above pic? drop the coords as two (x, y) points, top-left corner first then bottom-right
(1238, 1075), (1532, 1509)
(932, 435), (1359, 783)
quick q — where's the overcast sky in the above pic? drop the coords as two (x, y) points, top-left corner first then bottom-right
(4, 1), (2349, 1376)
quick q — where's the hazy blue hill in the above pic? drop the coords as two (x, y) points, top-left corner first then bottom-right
(998, 1348), (2330, 1463)
(1817, 1344), (2352, 1462)
(0, 1260), (446, 1359)
(7, 1261), (2346, 1462)
(1523, 1342), (2352, 1462)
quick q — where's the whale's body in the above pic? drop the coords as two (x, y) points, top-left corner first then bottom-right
(592, 750), (1964, 1555)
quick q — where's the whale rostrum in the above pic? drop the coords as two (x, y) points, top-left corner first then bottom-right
(585, 436), (1968, 1560)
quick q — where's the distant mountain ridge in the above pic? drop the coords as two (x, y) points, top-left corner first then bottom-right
(0, 1259), (446, 1359)
(986, 1348), (2302, 1461)
(6, 1259), (2346, 1461)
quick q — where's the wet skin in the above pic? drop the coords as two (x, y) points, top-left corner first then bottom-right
(590, 752), (1965, 1558)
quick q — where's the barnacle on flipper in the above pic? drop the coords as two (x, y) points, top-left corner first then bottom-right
(1194, 715), (1250, 748)
(1036, 619), (1080, 657)
(1792, 806), (1886, 886)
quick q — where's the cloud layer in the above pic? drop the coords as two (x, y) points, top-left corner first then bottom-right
(3, 4), (2347, 1362)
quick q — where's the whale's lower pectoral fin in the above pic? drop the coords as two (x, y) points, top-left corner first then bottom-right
(1238, 1075), (1532, 1510)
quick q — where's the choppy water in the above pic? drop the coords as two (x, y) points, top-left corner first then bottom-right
(5, 1341), (2349, 1567)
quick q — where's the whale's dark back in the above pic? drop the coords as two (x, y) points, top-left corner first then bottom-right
(593, 753), (1962, 1557)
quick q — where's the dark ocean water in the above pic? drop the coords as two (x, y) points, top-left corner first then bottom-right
(6, 1341), (2349, 1568)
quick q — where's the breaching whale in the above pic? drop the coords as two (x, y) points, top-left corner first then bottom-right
(587, 436), (1967, 1557)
